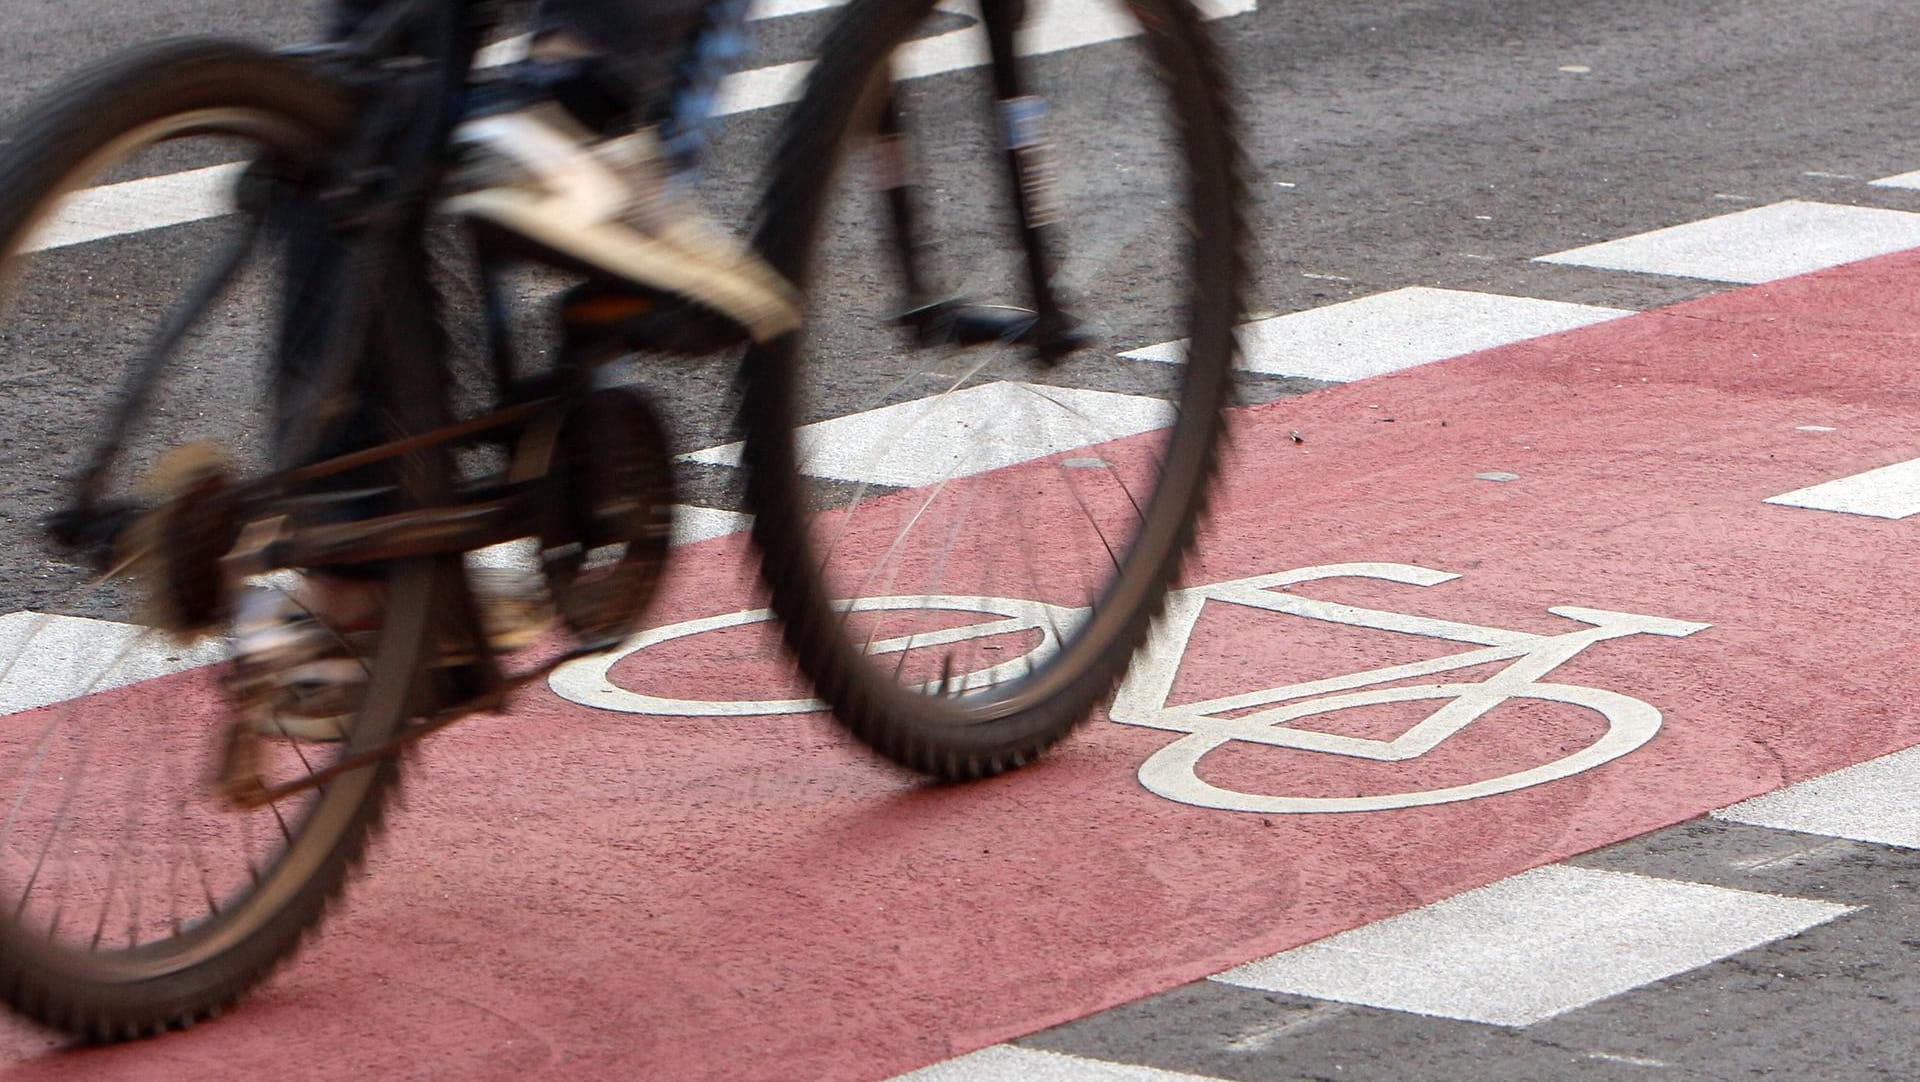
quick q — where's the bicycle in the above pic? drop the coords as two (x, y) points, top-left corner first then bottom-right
(0, 0), (1243, 1039)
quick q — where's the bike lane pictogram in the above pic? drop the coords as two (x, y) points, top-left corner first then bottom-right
(11, 250), (1920, 1080)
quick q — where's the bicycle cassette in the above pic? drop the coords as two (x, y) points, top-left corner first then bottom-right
(536, 386), (677, 650)
(119, 441), (243, 636)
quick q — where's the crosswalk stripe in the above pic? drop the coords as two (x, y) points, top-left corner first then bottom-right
(1534, 200), (1920, 284)
(887, 1045), (1229, 1081)
(1121, 286), (1630, 380)
(680, 381), (1173, 487)
(23, 162), (245, 254)
(1869, 169), (1920, 189)
(31, 0), (1260, 252)
(0, 610), (224, 713)
(1713, 745), (1920, 849)
(0, 504), (754, 705)
(1763, 457), (1920, 520)
(1209, 865), (1852, 1027)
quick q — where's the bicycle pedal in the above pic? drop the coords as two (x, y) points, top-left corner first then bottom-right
(899, 300), (1091, 362)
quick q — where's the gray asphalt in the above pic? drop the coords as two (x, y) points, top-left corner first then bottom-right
(3, 0), (1919, 1077)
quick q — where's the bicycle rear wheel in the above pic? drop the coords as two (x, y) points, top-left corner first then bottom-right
(740, 0), (1244, 777)
(0, 40), (437, 1038)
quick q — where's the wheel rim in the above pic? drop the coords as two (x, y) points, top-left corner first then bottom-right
(745, 0), (1240, 730)
(0, 92), (409, 985)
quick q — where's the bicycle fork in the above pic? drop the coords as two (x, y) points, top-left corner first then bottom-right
(879, 0), (1089, 361)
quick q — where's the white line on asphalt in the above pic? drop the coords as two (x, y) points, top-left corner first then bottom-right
(1, 504), (754, 703)
(1120, 286), (1631, 380)
(1714, 745), (1920, 848)
(23, 162), (245, 254)
(887, 1045), (1229, 1081)
(679, 381), (1173, 487)
(1763, 457), (1920, 520)
(1209, 864), (1852, 1027)
(1869, 168), (1920, 189)
(1534, 200), (1920, 284)
(0, 610), (225, 714)
(30, 0), (1258, 253)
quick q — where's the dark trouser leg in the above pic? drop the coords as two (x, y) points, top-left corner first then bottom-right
(271, 0), (722, 476)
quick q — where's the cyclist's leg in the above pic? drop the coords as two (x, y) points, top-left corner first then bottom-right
(446, 0), (798, 340)
(536, 0), (752, 173)
(250, 0), (767, 738)
(244, 0), (514, 741)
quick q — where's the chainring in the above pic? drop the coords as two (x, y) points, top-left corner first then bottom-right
(539, 386), (677, 650)
(118, 442), (243, 636)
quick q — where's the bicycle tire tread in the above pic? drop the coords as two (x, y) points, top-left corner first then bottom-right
(741, 0), (1248, 781)
(0, 39), (406, 1042)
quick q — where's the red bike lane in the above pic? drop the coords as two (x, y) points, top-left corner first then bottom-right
(5, 249), (1919, 1079)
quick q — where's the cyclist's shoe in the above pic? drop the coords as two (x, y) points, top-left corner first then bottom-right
(444, 104), (801, 344)
(230, 568), (554, 742)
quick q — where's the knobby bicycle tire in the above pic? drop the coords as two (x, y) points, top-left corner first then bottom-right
(0, 40), (441, 1039)
(741, 0), (1247, 779)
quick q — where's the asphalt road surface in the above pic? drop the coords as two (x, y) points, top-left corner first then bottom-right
(2, 1), (1919, 1079)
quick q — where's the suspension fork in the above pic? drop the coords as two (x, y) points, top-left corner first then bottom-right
(878, 0), (1089, 361)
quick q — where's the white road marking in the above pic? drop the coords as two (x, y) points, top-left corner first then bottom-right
(33, 0), (1257, 252)
(1713, 745), (1920, 848)
(719, 0), (1257, 113)
(1111, 563), (1708, 813)
(2, 505), (751, 704)
(24, 163), (244, 254)
(477, 0), (863, 65)
(1764, 457), (1920, 520)
(680, 381), (1172, 487)
(672, 505), (754, 544)
(1210, 864), (1852, 1027)
(0, 611), (224, 714)
(468, 505), (752, 570)
(1121, 287), (1630, 380)
(888, 1045), (1228, 1081)
(549, 592), (1079, 716)
(1534, 200), (1920, 284)
(1869, 168), (1920, 189)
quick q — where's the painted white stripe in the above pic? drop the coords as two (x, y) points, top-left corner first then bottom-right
(38, 0), (1258, 252)
(1713, 745), (1920, 848)
(1869, 169), (1920, 190)
(0, 611), (224, 714)
(680, 381), (1173, 487)
(476, 0), (869, 75)
(718, 0), (1256, 120)
(888, 1045), (1228, 1081)
(1121, 287), (1631, 380)
(671, 505), (754, 544)
(1210, 865), (1852, 1027)
(1763, 457), (1920, 520)
(24, 163), (243, 254)
(1534, 200), (1920, 284)
(1, 505), (750, 705)
(465, 504), (754, 570)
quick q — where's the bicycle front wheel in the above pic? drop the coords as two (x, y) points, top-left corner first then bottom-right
(0, 40), (434, 1038)
(740, 0), (1245, 778)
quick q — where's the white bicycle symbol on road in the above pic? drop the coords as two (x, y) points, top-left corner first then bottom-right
(549, 562), (1710, 813)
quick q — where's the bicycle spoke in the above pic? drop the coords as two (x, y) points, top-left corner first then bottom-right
(77, 218), (264, 506)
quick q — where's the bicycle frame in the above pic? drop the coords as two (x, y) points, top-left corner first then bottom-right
(41, 0), (1097, 798)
